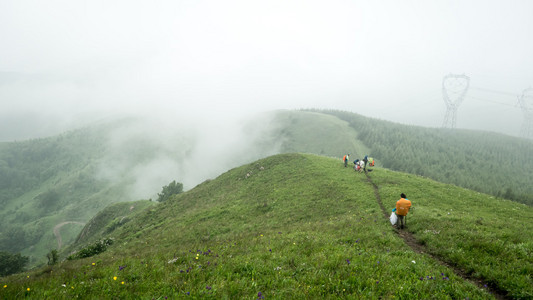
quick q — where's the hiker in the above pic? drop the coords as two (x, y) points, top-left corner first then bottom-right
(395, 193), (412, 229)
(343, 154), (350, 167)
(353, 159), (360, 172)
(363, 155), (368, 172)
(354, 159), (364, 173)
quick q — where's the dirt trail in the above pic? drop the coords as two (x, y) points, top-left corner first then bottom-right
(53, 221), (85, 250)
(365, 174), (508, 300)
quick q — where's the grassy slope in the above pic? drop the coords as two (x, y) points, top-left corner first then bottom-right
(62, 200), (156, 255)
(1, 110), (371, 268)
(5, 154), (532, 299)
(272, 110), (369, 158)
(318, 109), (533, 205)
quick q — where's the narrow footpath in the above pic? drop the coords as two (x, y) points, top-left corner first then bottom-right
(53, 221), (85, 250)
(365, 173), (508, 300)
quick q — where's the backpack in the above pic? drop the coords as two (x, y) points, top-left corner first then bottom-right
(368, 157), (374, 167)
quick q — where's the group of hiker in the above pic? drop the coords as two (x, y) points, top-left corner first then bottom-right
(342, 154), (374, 173)
(342, 154), (412, 230)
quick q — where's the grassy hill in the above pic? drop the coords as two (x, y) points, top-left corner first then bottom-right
(316, 109), (533, 205)
(1, 109), (531, 270)
(2, 154), (531, 298)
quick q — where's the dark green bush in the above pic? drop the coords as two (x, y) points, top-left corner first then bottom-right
(68, 238), (114, 260)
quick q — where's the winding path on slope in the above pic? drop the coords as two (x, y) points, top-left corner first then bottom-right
(53, 221), (85, 250)
(365, 173), (508, 300)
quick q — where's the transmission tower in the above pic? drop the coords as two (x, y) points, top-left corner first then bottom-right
(518, 87), (533, 139)
(442, 74), (470, 128)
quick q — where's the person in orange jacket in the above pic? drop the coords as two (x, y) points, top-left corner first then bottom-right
(395, 193), (412, 229)
(343, 154), (350, 167)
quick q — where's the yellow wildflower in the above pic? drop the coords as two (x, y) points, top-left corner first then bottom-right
(27, 288), (30, 291)
(3, 285), (7, 288)
(113, 276), (117, 281)
(92, 263), (95, 266)
(121, 281), (125, 285)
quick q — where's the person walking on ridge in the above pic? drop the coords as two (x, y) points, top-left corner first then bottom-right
(395, 193), (412, 229)
(343, 154), (350, 167)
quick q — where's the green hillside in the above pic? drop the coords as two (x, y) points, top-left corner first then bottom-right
(311, 110), (533, 206)
(0, 126), (111, 265)
(270, 110), (369, 158)
(2, 154), (531, 298)
(1, 109), (531, 270)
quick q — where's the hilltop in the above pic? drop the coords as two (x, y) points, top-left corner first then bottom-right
(2, 153), (532, 298)
(1, 109), (531, 268)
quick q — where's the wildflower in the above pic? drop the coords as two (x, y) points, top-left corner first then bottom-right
(206, 285), (212, 290)
(186, 292), (190, 295)
(4, 285), (7, 288)
(113, 276), (117, 281)
(119, 265), (126, 271)
(411, 260), (416, 264)
(260, 234), (263, 237)
(258, 291), (265, 299)
(121, 281), (125, 285)
(92, 263), (95, 266)
(346, 259), (351, 265)
(168, 258), (178, 264)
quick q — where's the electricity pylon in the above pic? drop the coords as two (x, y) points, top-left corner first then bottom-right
(518, 87), (533, 139)
(442, 74), (470, 128)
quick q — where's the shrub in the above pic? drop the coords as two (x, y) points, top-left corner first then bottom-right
(68, 238), (114, 260)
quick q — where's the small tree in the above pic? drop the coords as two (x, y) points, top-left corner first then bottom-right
(47, 249), (58, 265)
(0, 251), (29, 276)
(157, 180), (184, 202)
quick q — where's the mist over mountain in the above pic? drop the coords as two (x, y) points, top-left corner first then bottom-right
(1, 109), (531, 269)
(2, 1), (533, 141)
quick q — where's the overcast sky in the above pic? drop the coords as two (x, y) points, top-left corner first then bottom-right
(1, 0), (533, 140)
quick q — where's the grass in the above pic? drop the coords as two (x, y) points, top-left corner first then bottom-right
(372, 169), (533, 298)
(3, 153), (531, 298)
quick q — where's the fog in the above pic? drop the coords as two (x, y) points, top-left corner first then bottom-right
(1, 1), (533, 195)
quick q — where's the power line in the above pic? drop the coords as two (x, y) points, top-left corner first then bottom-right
(469, 86), (519, 98)
(465, 95), (518, 108)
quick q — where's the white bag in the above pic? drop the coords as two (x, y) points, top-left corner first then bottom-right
(389, 212), (398, 225)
